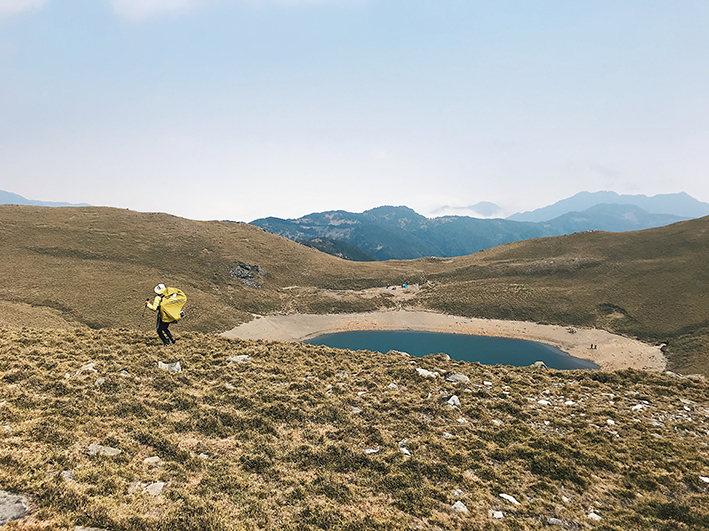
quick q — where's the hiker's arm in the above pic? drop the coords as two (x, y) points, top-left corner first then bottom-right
(146, 295), (161, 311)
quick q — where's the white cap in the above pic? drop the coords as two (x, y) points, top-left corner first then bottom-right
(154, 284), (166, 294)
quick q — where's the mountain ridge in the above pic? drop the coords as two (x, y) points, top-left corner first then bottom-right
(251, 203), (689, 261)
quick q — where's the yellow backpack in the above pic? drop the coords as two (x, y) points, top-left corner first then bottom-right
(159, 287), (187, 323)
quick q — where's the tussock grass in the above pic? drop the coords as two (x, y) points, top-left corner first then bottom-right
(2, 328), (709, 529)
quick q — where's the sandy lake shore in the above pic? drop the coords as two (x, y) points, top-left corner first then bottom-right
(222, 309), (666, 372)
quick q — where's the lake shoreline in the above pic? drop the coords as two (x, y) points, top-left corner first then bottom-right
(221, 309), (666, 372)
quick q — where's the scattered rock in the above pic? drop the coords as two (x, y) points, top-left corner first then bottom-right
(444, 372), (470, 384)
(198, 453), (210, 459)
(225, 383), (236, 389)
(700, 476), (709, 484)
(158, 361), (181, 373)
(400, 447), (411, 457)
(143, 482), (164, 497)
(349, 406), (362, 414)
(499, 493), (521, 505)
(391, 350), (410, 357)
(452, 488), (464, 498)
(489, 510), (504, 519)
(388, 383), (399, 389)
(143, 456), (162, 465)
(531, 361), (547, 369)
(564, 400), (575, 406)
(357, 391), (367, 397)
(94, 378), (105, 387)
(364, 448), (379, 455)
(61, 470), (74, 481)
(444, 395), (461, 408)
(76, 362), (96, 376)
(492, 419), (503, 426)
(451, 501), (468, 513)
(119, 370), (129, 377)
(587, 512), (602, 521)
(228, 355), (250, 363)
(87, 443), (121, 457)
(606, 419), (616, 426)
(443, 432), (454, 438)
(3, 425), (11, 431)
(483, 381), (493, 386)
(456, 418), (468, 424)
(415, 367), (439, 378)
(561, 496), (571, 503)
(0, 490), (28, 526)
(548, 517), (564, 526)
(75, 527), (108, 531)
(538, 400), (551, 406)
(228, 262), (265, 288)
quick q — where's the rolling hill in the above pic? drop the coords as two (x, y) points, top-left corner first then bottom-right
(1, 205), (709, 375)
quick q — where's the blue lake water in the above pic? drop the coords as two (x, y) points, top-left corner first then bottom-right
(305, 330), (599, 370)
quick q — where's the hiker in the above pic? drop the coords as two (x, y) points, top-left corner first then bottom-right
(146, 284), (176, 346)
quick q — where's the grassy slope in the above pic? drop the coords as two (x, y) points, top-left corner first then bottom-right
(2, 328), (709, 530)
(1, 206), (708, 374)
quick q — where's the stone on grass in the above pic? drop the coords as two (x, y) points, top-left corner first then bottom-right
(451, 501), (468, 513)
(415, 367), (439, 378)
(587, 512), (602, 521)
(228, 355), (250, 363)
(76, 362), (96, 375)
(364, 448), (379, 455)
(443, 432), (454, 438)
(3, 425), (11, 431)
(388, 383), (399, 390)
(94, 378), (105, 387)
(88, 443), (121, 457)
(0, 490), (28, 526)
(158, 361), (181, 373)
(143, 482), (164, 496)
(456, 418), (468, 424)
(445, 372), (470, 384)
(483, 381), (493, 386)
(538, 400), (551, 406)
(444, 395), (461, 408)
(61, 470), (74, 481)
(198, 453), (210, 459)
(531, 361), (547, 369)
(499, 493), (521, 505)
(548, 517), (563, 526)
(349, 406), (362, 414)
(606, 419), (616, 426)
(400, 447), (411, 457)
(565, 400), (575, 406)
(143, 456), (162, 465)
(119, 370), (129, 377)
(488, 510), (504, 519)
(700, 476), (709, 484)
(452, 488), (464, 498)
(75, 527), (108, 531)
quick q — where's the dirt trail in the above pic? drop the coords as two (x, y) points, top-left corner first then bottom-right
(222, 309), (665, 371)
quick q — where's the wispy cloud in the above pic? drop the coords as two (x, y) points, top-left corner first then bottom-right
(110, 0), (367, 21)
(109, 0), (216, 22)
(0, 0), (48, 19)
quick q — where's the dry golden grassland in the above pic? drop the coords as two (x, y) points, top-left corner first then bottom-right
(2, 328), (709, 530)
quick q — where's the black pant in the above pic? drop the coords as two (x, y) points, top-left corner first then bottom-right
(156, 315), (174, 345)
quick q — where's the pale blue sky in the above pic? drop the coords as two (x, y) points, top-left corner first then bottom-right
(1, 0), (708, 221)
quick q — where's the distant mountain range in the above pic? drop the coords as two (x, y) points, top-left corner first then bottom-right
(508, 191), (709, 222)
(0, 190), (90, 208)
(251, 192), (708, 261)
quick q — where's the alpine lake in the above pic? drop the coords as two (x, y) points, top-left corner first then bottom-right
(305, 330), (599, 370)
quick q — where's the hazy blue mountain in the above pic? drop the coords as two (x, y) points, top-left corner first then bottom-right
(508, 191), (709, 222)
(0, 190), (90, 208)
(251, 203), (693, 261)
(542, 203), (688, 233)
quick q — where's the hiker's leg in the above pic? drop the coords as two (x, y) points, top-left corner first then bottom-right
(164, 324), (175, 344)
(156, 318), (170, 345)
